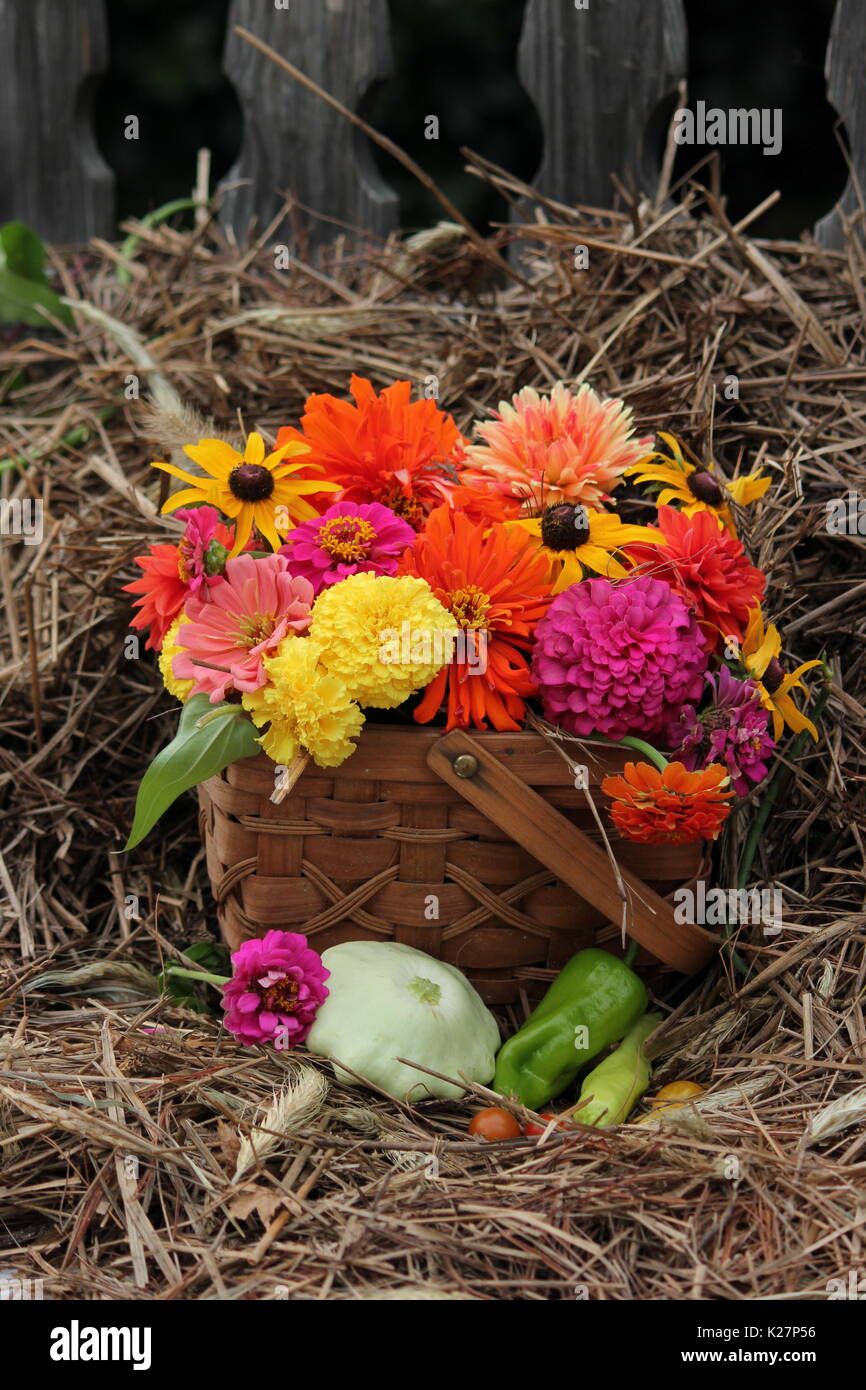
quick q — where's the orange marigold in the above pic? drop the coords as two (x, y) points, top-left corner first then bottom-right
(275, 375), (465, 528)
(601, 760), (734, 845)
(398, 506), (553, 731)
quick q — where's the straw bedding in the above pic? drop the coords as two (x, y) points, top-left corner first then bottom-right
(1, 160), (865, 1299)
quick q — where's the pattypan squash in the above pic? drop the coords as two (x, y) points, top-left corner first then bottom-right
(305, 940), (501, 1102)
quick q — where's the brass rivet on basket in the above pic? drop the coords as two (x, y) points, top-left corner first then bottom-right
(453, 754), (478, 779)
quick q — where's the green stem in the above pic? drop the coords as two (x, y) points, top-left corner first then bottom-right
(727, 678), (831, 981)
(116, 198), (206, 285)
(164, 967), (229, 989)
(617, 736), (669, 772)
(736, 681), (831, 890)
(623, 940), (639, 970)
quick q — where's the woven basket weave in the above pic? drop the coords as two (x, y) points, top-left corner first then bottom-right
(198, 727), (710, 1005)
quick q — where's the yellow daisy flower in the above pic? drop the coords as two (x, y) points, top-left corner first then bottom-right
(153, 432), (339, 557)
(741, 606), (821, 740)
(626, 433), (771, 535)
(507, 503), (663, 592)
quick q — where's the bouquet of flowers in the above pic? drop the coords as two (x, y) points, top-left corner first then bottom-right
(124, 376), (821, 853)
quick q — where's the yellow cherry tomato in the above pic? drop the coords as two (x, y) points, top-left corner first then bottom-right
(650, 1081), (706, 1108)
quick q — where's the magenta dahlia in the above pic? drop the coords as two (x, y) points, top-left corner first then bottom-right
(672, 667), (776, 796)
(221, 930), (330, 1048)
(280, 500), (415, 595)
(531, 574), (709, 740)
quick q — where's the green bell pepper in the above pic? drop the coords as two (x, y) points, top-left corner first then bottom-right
(570, 1011), (661, 1127)
(492, 948), (648, 1111)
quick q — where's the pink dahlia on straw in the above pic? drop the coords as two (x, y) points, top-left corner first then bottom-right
(221, 930), (330, 1048)
(672, 667), (776, 796)
(280, 500), (415, 596)
(460, 381), (653, 512)
(174, 552), (314, 702)
(531, 574), (708, 740)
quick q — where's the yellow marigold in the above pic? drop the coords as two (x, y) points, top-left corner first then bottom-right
(242, 636), (364, 768)
(158, 616), (195, 703)
(309, 572), (458, 709)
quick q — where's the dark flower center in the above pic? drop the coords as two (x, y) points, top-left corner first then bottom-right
(540, 503), (590, 551)
(763, 657), (785, 694)
(687, 470), (724, 507)
(229, 463), (274, 502)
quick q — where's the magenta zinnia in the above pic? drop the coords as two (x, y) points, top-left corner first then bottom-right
(280, 500), (415, 595)
(221, 930), (329, 1048)
(531, 574), (708, 740)
(460, 381), (653, 512)
(175, 506), (231, 592)
(174, 553), (314, 702)
(672, 667), (776, 796)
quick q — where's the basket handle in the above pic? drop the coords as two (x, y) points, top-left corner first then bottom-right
(427, 729), (717, 975)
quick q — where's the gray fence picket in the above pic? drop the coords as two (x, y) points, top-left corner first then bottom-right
(0, 0), (113, 241)
(219, 0), (398, 247)
(516, 0), (687, 210)
(815, 0), (865, 248)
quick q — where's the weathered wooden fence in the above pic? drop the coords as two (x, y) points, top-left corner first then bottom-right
(0, 0), (863, 248)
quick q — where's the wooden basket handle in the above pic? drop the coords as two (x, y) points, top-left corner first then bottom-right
(427, 729), (717, 975)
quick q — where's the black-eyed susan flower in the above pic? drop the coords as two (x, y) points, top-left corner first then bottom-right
(740, 606), (821, 740)
(507, 502), (663, 591)
(626, 432), (770, 534)
(153, 432), (338, 556)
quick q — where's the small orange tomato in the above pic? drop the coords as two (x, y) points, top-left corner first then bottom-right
(650, 1081), (706, 1108)
(524, 1113), (568, 1136)
(468, 1107), (522, 1141)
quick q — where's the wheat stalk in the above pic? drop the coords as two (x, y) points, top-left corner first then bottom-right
(233, 1063), (329, 1180)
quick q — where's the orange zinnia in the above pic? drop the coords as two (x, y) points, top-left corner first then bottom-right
(601, 761), (733, 845)
(276, 375), (465, 528)
(399, 506), (553, 731)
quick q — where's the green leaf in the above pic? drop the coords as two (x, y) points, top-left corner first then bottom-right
(0, 221), (48, 283)
(124, 694), (261, 851)
(0, 265), (72, 327)
(0, 221), (71, 326)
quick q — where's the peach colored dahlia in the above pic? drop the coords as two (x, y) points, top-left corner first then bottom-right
(460, 382), (653, 513)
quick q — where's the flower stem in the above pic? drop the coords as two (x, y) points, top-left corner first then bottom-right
(736, 682), (831, 890)
(617, 736), (669, 772)
(728, 679), (831, 981)
(163, 967), (229, 989)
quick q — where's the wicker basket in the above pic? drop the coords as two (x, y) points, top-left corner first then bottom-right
(198, 727), (716, 1004)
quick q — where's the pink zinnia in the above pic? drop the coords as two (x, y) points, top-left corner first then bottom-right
(174, 552), (314, 702)
(175, 506), (231, 593)
(531, 574), (708, 740)
(280, 500), (414, 595)
(460, 382), (653, 512)
(221, 930), (329, 1048)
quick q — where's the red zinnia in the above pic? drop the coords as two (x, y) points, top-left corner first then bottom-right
(276, 375), (465, 529)
(626, 505), (765, 646)
(399, 506), (552, 731)
(601, 761), (733, 845)
(124, 543), (188, 652)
